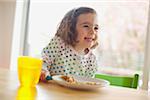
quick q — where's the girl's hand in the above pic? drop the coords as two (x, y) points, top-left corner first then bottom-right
(40, 70), (47, 82)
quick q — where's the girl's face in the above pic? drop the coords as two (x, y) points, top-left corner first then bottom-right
(75, 13), (99, 50)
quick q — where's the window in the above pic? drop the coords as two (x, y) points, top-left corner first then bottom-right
(27, 0), (148, 73)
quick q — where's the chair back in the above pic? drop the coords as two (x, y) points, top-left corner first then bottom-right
(95, 73), (139, 89)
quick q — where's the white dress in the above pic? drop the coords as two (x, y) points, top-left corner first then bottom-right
(41, 36), (98, 77)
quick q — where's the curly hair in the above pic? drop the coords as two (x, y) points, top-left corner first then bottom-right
(55, 7), (98, 49)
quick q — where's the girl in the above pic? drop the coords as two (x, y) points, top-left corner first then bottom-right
(40, 7), (99, 81)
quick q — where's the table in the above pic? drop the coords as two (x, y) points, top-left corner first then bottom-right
(0, 68), (149, 100)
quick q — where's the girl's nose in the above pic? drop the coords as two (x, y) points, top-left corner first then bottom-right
(89, 28), (96, 35)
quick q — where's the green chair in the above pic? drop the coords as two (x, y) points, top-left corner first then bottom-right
(95, 73), (139, 89)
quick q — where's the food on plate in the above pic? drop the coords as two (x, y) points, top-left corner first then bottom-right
(61, 75), (76, 84)
(60, 75), (97, 85)
(85, 81), (97, 85)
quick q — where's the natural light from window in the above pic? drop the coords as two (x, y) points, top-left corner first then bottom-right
(27, 0), (148, 76)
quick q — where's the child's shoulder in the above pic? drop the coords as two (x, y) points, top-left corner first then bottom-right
(51, 36), (61, 41)
(49, 36), (66, 48)
(50, 36), (64, 44)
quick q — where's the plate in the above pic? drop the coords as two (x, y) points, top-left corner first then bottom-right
(52, 75), (110, 90)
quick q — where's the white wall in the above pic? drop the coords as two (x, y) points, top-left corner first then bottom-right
(0, 1), (16, 69)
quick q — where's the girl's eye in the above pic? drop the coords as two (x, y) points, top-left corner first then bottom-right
(83, 25), (89, 28)
(94, 26), (99, 30)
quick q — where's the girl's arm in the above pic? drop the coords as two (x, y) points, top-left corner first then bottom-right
(40, 55), (52, 82)
(40, 52), (53, 82)
(40, 36), (60, 81)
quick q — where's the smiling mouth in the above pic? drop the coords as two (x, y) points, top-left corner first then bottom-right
(84, 37), (94, 42)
